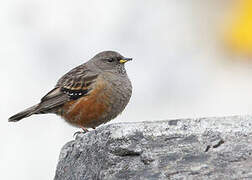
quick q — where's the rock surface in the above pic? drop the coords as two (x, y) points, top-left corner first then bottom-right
(54, 116), (252, 180)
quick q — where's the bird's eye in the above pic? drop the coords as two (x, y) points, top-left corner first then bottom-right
(107, 58), (114, 62)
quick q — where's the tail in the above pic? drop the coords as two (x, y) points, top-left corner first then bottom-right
(8, 104), (39, 122)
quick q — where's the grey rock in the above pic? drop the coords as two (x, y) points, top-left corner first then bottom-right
(54, 115), (252, 180)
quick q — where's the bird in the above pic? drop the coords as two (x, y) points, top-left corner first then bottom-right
(9, 51), (132, 131)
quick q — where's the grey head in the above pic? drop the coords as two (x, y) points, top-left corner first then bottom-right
(90, 51), (132, 75)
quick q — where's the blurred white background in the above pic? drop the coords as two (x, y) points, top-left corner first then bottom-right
(1, 0), (252, 179)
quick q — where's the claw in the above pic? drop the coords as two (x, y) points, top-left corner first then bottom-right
(73, 131), (83, 138)
(73, 126), (89, 138)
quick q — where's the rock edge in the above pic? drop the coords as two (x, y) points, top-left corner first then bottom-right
(54, 115), (252, 180)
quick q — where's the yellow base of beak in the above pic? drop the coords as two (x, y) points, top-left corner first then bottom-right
(119, 59), (128, 64)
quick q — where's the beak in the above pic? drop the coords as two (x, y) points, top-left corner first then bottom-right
(119, 57), (133, 64)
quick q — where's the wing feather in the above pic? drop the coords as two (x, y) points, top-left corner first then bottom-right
(36, 64), (98, 113)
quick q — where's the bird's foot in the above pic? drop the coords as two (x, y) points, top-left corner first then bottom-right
(73, 126), (89, 138)
(80, 126), (89, 133)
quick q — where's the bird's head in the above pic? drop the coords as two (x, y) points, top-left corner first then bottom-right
(91, 51), (132, 74)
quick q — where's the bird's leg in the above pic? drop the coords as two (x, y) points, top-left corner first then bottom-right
(73, 126), (89, 137)
(80, 126), (89, 133)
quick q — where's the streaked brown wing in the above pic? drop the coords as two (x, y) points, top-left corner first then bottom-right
(56, 64), (98, 100)
(37, 64), (98, 113)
